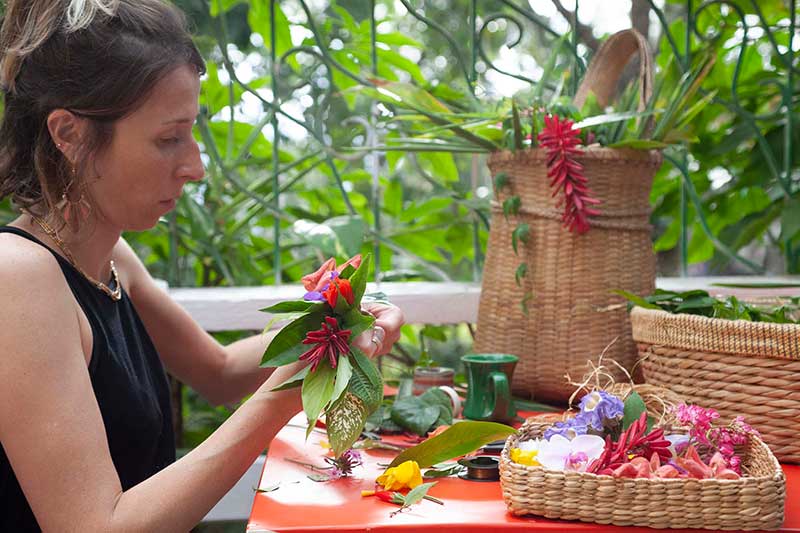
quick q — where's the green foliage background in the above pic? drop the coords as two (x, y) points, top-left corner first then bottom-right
(0, 1), (798, 447)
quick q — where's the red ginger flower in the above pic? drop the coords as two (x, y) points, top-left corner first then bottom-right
(587, 412), (671, 475)
(537, 114), (600, 234)
(299, 316), (351, 372)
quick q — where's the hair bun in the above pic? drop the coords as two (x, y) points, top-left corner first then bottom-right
(65, 0), (119, 32)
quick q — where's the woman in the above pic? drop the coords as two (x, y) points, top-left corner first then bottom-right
(0, 1), (404, 531)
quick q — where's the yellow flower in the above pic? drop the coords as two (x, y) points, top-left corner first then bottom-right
(376, 460), (423, 491)
(510, 447), (541, 466)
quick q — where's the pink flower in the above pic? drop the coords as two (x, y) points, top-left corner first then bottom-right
(537, 114), (600, 234)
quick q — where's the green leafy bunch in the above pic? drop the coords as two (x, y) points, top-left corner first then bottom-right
(616, 288), (800, 324)
(366, 387), (454, 437)
(260, 254), (384, 457)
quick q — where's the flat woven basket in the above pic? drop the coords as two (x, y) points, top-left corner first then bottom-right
(632, 305), (800, 464)
(474, 29), (661, 402)
(500, 414), (786, 529)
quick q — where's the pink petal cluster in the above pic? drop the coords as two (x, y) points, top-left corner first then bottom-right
(537, 114), (600, 234)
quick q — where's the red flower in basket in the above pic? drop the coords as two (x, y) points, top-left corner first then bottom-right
(537, 114), (600, 234)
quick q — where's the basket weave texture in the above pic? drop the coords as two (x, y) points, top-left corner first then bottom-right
(475, 147), (661, 402)
(500, 418), (786, 530)
(474, 29), (662, 402)
(632, 306), (800, 464)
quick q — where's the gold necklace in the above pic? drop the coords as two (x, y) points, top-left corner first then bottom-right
(29, 215), (122, 302)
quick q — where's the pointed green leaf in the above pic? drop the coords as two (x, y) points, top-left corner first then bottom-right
(403, 482), (437, 507)
(326, 392), (368, 457)
(391, 397), (440, 436)
(347, 348), (383, 412)
(622, 391), (647, 431)
(261, 301), (325, 314)
(515, 263), (528, 287)
(301, 361), (337, 436)
(270, 365), (310, 392)
(348, 254), (372, 306)
(502, 196), (521, 221)
(388, 421), (516, 469)
(331, 354), (353, 403)
(261, 312), (326, 367)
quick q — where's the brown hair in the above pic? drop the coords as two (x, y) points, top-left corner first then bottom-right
(0, 0), (205, 221)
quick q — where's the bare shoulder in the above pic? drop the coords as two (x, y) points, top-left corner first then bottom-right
(0, 230), (83, 374)
(0, 231), (69, 295)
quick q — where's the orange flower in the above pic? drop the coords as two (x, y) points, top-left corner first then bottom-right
(302, 255), (362, 292)
(322, 277), (354, 308)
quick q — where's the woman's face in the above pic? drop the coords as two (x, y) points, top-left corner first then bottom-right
(89, 64), (204, 232)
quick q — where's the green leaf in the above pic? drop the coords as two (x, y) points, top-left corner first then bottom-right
(326, 392), (369, 457)
(511, 223), (530, 254)
(416, 152), (459, 183)
(781, 199), (800, 240)
(502, 196), (521, 221)
(348, 254), (372, 306)
(210, 0), (245, 17)
(270, 365), (310, 392)
(340, 308), (376, 340)
(388, 421), (517, 469)
(325, 216), (367, 257)
(261, 301), (325, 314)
(302, 361), (338, 436)
(573, 109), (658, 130)
(348, 348), (384, 411)
(331, 354), (353, 403)
(403, 482), (437, 507)
(612, 289), (661, 310)
(423, 463), (466, 478)
(391, 398), (440, 436)
(261, 312), (326, 367)
(515, 263), (527, 287)
(622, 391), (647, 431)
(493, 172), (509, 191)
(607, 139), (670, 149)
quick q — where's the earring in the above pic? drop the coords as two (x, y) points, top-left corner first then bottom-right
(58, 166), (91, 225)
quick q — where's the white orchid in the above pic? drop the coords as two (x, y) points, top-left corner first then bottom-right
(537, 434), (606, 472)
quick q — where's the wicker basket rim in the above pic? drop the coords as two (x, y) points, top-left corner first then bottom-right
(502, 427), (785, 484)
(489, 146), (664, 164)
(631, 306), (800, 334)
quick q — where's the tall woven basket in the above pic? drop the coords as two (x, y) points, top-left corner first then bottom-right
(632, 306), (800, 464)
(475, 30), (662, 403)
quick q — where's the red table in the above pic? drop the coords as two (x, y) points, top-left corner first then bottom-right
(247, 414), (800, 532)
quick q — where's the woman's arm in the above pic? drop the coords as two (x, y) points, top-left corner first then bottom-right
(118, 239), (404, 405)
(0, 241), (308, 532)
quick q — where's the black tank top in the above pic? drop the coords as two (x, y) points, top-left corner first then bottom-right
(0, 227), (175, 532)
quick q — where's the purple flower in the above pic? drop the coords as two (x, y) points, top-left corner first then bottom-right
(303, 290), (326, 302)
(324, 448), (363, 478)
(544, 416), (588, 440)
(579, 391), (624, 423)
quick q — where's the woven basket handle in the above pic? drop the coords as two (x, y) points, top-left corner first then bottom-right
(573, 29), (654, 112)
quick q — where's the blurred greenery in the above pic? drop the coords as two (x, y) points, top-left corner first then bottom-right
(1, 1), (798, 450)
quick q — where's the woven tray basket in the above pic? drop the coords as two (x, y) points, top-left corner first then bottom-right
(474, 30), (661, 403)
(632, 306), (800, 464)
(500, 416), (786, 530)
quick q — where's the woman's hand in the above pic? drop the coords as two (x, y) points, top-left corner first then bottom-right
(352, 302), (404, 358)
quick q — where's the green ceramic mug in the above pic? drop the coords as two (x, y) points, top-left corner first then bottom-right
(460, 353), (518, 423)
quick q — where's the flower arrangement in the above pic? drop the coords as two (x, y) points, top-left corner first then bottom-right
(260, 254), (384, 457)
(509, 389), (758, 480)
